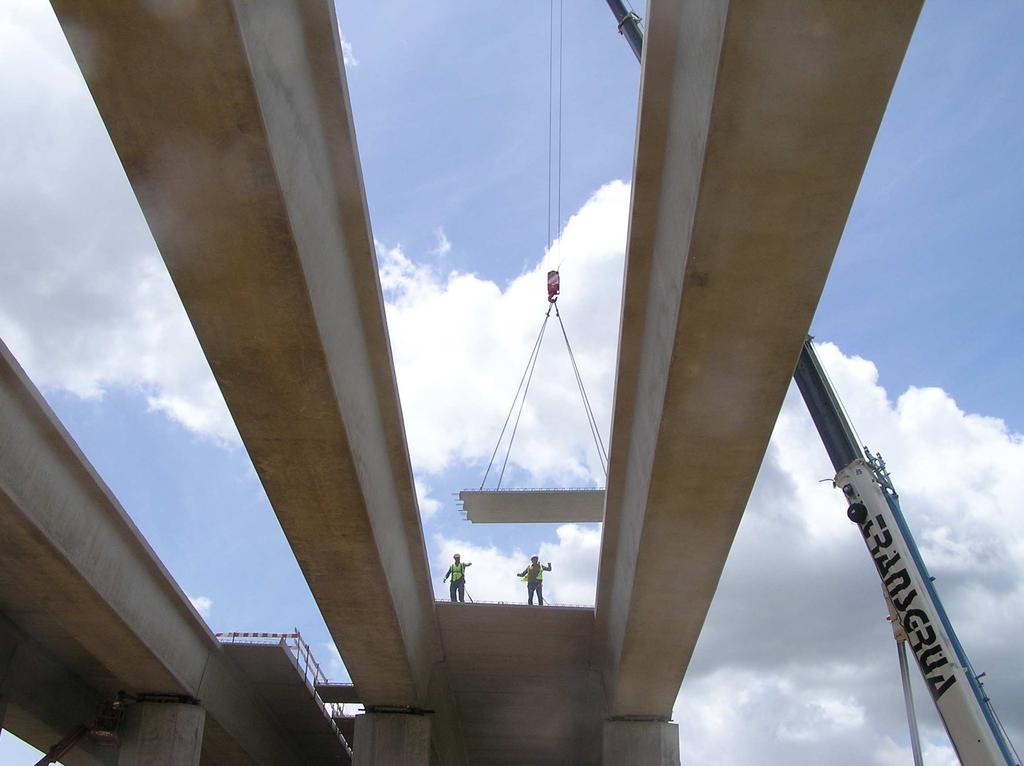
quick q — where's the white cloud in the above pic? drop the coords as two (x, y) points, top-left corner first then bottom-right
(874, 736), (959, 766)
(431, 227), (452, 257)
(872, 737), (958, 766)
(381, 180), (629, 483)
(340, 33), (358, 67)
(324, 641), (348, 679)
(432, 523), (600, 606)
(188, 595), (213, 619)
(415, 478), (443, 521)
(0, 0), (238, 444)
(671, 343), (1024, 763)
(776, 691), (865, 743)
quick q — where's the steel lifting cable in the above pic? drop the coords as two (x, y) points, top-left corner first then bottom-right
(554, 304), (609, 475)
(480, 3), (593, 490)
(496, 305), (552, 487)
(556, 0), (564, 268)
(479, 308), (552, 490)
(479, 294), (609, 488)
(546, 0), (554, 252)
(546, 0), (565, 266)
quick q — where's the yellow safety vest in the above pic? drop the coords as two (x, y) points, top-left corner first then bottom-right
(521, 564), (543, 582)
(451, 562), (466, 581)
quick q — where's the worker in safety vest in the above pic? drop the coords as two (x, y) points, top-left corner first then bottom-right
(517, 555), (552, 605)
(443, 553), (472, 603)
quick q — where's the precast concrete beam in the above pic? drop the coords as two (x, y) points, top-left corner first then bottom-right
(597, 0), (921, 717)
(48, 1), (464, 760)
(117, 702), (205, 766)
(0, 343), (305, 764)
(219, 641), (350, 763)
(459, 489), (605, 524)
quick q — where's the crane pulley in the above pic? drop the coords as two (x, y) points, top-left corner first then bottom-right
(547, 270), (560, 303)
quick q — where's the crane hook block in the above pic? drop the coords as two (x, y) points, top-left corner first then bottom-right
(547, 270), (560, 303)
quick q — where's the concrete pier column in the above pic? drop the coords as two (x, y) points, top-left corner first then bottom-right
(353, 712), (430, 765)
(117, 701), (205, 766)
(603, 720), (680, 765)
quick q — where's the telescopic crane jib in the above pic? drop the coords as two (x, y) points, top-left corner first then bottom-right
(795, 341), (1019, 766)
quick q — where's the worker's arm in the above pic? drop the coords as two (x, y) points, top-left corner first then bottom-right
(465, 562), (473, 567)
(443, 565), (451, 582)
(517, 568), (528, 577)
(543, 563), (552, 571)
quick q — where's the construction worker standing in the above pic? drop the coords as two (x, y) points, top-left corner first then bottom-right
(517, 555), (552, 605)
(443, 553), (471, 603)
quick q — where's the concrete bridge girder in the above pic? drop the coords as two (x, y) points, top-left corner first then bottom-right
(596, 0), (923, 719)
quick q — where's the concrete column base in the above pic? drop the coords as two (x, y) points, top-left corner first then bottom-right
(354, 712), (430, 766)
(603, 720), (680, 766)
(117, 701), (205, 766)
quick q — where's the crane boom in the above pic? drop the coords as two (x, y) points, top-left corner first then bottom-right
(603, 0), (643, 62)
(798, 340), (1017, 765)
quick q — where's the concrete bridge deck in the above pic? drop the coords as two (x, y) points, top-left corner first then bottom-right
(0, 341), (317, 764)
(220, 639), (351, 763)
(437, 603), (602, 766)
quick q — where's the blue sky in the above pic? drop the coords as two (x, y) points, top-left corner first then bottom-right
(1, 1), (1022, 763)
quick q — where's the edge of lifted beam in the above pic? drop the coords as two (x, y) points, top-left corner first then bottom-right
(596, 0), (922, 717)
(48, 2), (466, 762)
(459, 489), (605, 524)
(0, 342), (306, 764)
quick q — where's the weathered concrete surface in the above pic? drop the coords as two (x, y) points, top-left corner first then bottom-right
(437, 603), (602, 765)
(48, 1), (464, 762)
(117, 703), (205, 766)
(603, 720), (679, 766)
(354, 713), (430, 766)
(597, 0), (922, 717)
(459, 489), (605, 524)
(0, 342), (306, 764)
(221, 641), (350, 764)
